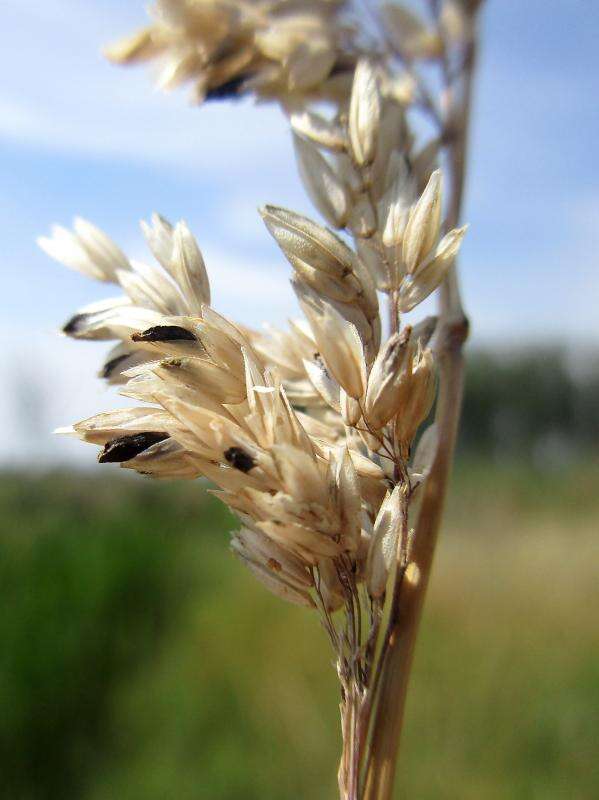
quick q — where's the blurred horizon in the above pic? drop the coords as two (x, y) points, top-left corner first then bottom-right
(0, 0), (598, 465)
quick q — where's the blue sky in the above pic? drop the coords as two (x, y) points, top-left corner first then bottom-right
(1, 0), (597, 463)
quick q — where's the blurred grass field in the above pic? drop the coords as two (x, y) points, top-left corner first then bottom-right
(1, 462), (598, 799)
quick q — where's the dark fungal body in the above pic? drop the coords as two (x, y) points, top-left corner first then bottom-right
(99, 432), (169, 463)
(205, 75), (249, 101)
(224, 447), (256, 473)
(132, 325), (197, 343)
(100, 353), (131, 379)
(62, 313), (86, 336)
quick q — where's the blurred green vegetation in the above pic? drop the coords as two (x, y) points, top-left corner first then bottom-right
(461, 348), (599, 461)
(1, 464), (598, 799)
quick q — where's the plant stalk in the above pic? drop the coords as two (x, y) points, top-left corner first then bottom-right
(360, 24), (479, 800)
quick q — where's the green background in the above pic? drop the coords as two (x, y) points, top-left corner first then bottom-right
(1, 459), (597, 799)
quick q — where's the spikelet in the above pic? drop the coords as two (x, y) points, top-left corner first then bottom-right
(366, 484), (405, 599)
(104, 0), (357, 105)
(364, 328), (412, 430)
(394, 346), (437, 453)
(348, 60), (382, 167)
(261, 205), (380, 348)
(381, 4), (443, 61)
(293, 134), (351, 229)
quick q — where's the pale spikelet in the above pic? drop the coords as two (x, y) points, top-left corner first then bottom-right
(369, 98), (410, 200)
(103, 27), (161, 64)
(156, 356), (247, 404)
(348, 59), (382, 167)
(395, 346), (437, 449)
(340, 388), (361, 426)
(38, 219), (129, 282)
(252, 321), (314, 381)
(105, 0), (355, 104)
(121, 438), (200, 479)
(258, 16), (337, 92)
(234, 525), (314, 588)
(293, 134), (350, 228)
(261, 205), (358, 280)
(136, 218), (210, 313)
(303, 355), (342, 412)
(261, 205), (379, 333)
(231, 527), (316, 607)
(99, 344), (148, 384)
(381, 4), (443, 61)
(116, 265), (170, 317)
(398, 225), (468, 312)
(41, 214), (211, 347)
(316, 556), (345, 612)
(355, 237), (391, 293)
(272, 445), (329, 508)
(140, 213), (176, 271)
(198, 306), (252, 372)
(296, 409), (344, 448)
(402, 170), (443, 275)
(295, 283), (366, 400)
(62, 301), (163, 341)
(366, 484), (404, 598)
(381, 156), (415, 249)
(410, 423), (438, 488)
(440, 0), (474, 45)
(253, 348), (322, 408)
(231, 524), (315, 607)
(257, 516), (343, 562)
(67, 407), (171, 445)
(333, 151), (363, 196)
(346, 193), (377, 239)
(411, 315), (439, 350)
(364, 327), (412, 430)
(357, 424), (382, 454)
(291, 110), (347, 152)
(334, 447), (362, 550)
(171, 221), (211, 310)
(380, 169), (469, 311)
